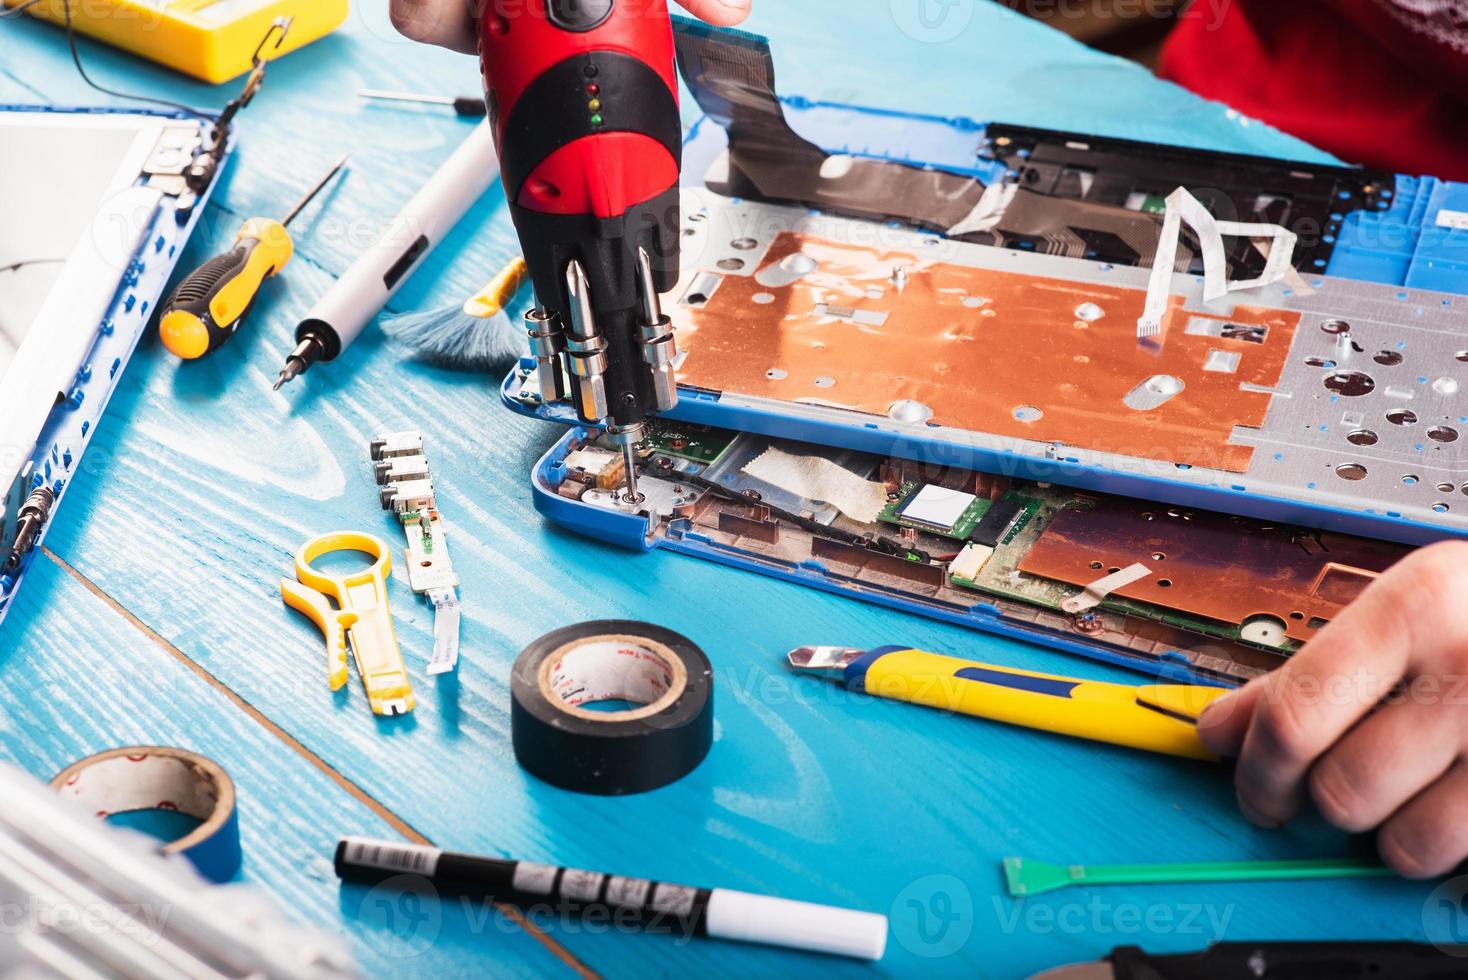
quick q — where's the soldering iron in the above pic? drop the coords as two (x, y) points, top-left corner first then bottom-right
(478, 0), (684, 503)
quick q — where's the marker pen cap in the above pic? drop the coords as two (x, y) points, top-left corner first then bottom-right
(704, 888), (888, 961)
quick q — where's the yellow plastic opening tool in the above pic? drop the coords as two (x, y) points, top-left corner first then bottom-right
(788, 646), (1229, 761)
(281, 531), (415, 717)
(159, 155), (346, 361)
(4, 0), (348, 84)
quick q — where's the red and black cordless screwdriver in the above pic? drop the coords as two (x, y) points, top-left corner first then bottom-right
(478, 0), (683, 503)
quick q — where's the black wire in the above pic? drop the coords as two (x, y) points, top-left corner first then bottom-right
(0, 0), (44, 20)
(0, 258), (64, 274)
(57, 0), (210, 121)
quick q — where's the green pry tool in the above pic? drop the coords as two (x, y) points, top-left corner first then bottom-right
(1003, 856), (1394, 897)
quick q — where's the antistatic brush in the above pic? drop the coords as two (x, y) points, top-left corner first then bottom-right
(381, 257), (529, 372)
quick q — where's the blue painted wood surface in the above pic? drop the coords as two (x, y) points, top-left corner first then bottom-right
(0, 4), (1442, 978)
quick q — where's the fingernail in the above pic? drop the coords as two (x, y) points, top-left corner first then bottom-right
(1237, 794), (1283, 829)
(1197, 691), (1236, 728)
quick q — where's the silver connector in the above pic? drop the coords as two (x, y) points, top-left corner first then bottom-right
(562, 261), (610, 421)
(3, 486), (56, 573)
(525, 307), (567, 402)
(634, 247), (678, 412)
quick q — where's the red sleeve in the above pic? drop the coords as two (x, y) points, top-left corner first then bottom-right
(1160, 0), (1468, 181)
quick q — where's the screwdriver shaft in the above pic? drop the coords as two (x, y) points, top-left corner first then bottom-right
(621, 441), (640, 504)
(281, 154), (349, 227)
(359, 89), (455, 107)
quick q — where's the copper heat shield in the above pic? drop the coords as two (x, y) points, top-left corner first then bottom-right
(673, 233), (1301, 472)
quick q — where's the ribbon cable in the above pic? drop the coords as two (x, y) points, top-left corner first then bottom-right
(1138, 187), (1298, 340)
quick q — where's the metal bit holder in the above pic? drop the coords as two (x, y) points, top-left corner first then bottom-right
(2, 486), (56, 573)
(525, 307), (567, 403)
(562, 261), (611, 422)
(634, 247), (679, 413)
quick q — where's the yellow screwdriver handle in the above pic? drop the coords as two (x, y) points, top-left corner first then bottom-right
(159, 217), (294, 359)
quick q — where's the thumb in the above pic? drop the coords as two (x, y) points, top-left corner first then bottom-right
(676, 0), (752, 26)
(389, 0), (477, 54)
(1197, 677), (1264, 758)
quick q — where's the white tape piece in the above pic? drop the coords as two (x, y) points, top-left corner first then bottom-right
(1436, 208), (1468, 231)
(427, 588), (460, 675)
(742, 448), (888, 524)
(1060, 563), (1153, 614)
(1138, 188), (1298, 339)
(1254, 236), (1313, 297)
(947, 182), (1019, 237)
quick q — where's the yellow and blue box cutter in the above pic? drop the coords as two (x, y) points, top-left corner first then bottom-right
(788, 646), (1231, 761)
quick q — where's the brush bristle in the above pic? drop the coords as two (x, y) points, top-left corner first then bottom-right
(382, 304), (525, 372)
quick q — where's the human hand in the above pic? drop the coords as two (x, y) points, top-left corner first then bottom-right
(390, 0), (751, 53)
(1198, 540), (1468, 878)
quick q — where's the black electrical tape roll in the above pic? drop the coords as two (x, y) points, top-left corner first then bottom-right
(511, 621), (713, 795)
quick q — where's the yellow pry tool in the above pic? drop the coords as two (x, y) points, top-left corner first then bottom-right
(281, 531), (415, 717)
(159, 155), (347, 360)
(788, 646), (1230, 761)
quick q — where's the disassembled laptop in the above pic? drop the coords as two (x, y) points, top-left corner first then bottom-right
(0, 105), (230, 621)
(502, 24), (1467, 687)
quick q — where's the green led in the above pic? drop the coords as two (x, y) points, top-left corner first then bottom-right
(590, 113), (604, 126)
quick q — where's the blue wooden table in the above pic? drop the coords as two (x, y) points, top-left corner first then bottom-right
(0, 3), (1448, 977)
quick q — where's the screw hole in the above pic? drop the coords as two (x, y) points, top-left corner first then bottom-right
(1347, 429), (1379, 446)
(1428, 425), (1459, 443)
(1324, 371), (1375, 397)
(1387, 409), (1419, 426)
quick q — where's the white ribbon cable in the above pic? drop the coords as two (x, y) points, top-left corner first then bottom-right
(1138, 187), (1298, 339)
(428, 588), (461, 675)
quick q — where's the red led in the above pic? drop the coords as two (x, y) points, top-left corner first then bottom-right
(586, 83), (600, 95)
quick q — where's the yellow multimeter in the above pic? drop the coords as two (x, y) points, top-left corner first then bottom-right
(5, 0), (349, 84)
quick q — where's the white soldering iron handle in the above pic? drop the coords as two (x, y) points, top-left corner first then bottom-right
(293, 122), (500, 359)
